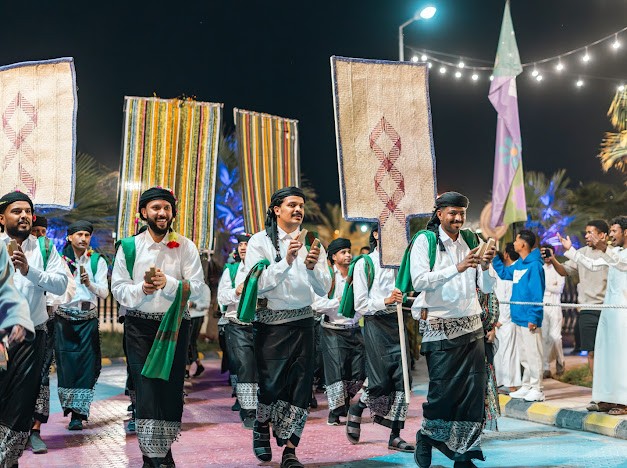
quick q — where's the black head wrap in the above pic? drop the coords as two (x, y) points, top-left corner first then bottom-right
(264, 186), (307, 262)
(426, 191), (470, 233)
(327, 238), (351, 260)
(236, 233), (251, 243)
(138, 187), (177, 219)
(67, 220), (94, 235)
(32, 215), (48, 229)
(0, 191), (34, 213)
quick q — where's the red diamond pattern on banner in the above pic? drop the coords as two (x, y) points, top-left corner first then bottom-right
(2, 92), (38, 197)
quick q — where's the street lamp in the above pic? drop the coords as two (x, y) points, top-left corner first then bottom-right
(399, 6), (437, 61)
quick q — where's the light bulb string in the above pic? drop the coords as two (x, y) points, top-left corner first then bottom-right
(406, 25), (627, 74)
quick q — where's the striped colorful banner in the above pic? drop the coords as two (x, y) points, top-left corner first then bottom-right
(234, 108), (300, 234)
(116, 96), (222, 250)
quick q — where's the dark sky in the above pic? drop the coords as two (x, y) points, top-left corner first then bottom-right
(2, 0), (625, 219)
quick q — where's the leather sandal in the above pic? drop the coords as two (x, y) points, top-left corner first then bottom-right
(608, 406), (627, 416)
(346, 412), (362, 444)
(281, 452), (304, 468)
(388, 436), (415, 453)
(253, 422), (272, 462)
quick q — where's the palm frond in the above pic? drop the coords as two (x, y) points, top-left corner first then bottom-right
(599, 130), (627, 173)
(608, 89), (627, 132)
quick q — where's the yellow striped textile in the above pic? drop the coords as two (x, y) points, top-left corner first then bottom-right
(233, 108), (300, 234)
(116, 96), (222, 250)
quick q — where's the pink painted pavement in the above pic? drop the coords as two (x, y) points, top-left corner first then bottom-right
(20, 360), (424, 467)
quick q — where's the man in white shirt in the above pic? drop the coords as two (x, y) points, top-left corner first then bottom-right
(243, 187), (330, 468)
(411, 192), (496, 468)
(559, 216), (627, 415)
(111, 187), (209, 468)
(493, 243), (521, 392)
(55, 221), (109, 430)
(312, 238), (365, 427)
(0, 191), (69, 467)
(539, 245), (566, 379)
(344, 226), (414, 453)
(217, 233), (256, 429)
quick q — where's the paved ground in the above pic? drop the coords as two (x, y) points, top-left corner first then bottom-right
(19, 357), (627, 467)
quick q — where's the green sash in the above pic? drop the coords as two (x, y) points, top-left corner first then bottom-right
(120, 237), (137, 280)
(327, 266), (335, 299)
(338, 254), (375, 319)
(395, 228), (479, 293)
(37, 236), (53, 271)
(236, 259), (270, 323)
(141, 279), (191, 380)
(221, 262), (240, 312)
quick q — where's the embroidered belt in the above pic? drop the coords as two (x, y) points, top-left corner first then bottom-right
(35, 322), (48, 332)
(57, 306), (98, 321)
(321, 321), (360, 330)
(126, 309), (191, 321)
(254, 306), (313, 325)
(373, 305), (397, 316)
(227, 316), (252, 326)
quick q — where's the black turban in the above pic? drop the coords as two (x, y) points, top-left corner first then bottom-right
(264, 186), (307, 262)
(32, 215), (48, 228)
(427, 191), (470, 236)
(327, 238), (351, 257)
(138, 187), (177, 219)
(67, 220), (94, 235)
(0, 191), (34, 213)
(236, 233), (251, 243)
(435, 191), (469, 210)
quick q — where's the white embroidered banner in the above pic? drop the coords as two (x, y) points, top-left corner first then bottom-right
(0, 58), (77, 209)
(331, 56), (437, 267)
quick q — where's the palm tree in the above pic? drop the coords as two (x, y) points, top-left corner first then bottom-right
(42, 152), (118, 253)
(598, 89), (627, 183)
(568, 181), (627, 234)
(524, 169), (575, 248)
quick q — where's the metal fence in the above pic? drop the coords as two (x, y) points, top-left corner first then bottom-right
(97, 294), (123, 333)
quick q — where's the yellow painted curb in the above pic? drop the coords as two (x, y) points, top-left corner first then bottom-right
(198, 352), (205, 360)
(498, 394), (512, 407)
(527, 403), (559, 425)
(101, 358), (112, 366)
(584, 412), (621, 436)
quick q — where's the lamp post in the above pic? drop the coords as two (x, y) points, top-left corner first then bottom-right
(399, 6), (437, 61)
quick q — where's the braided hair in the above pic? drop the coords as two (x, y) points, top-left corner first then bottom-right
(264, 187), (307, 262)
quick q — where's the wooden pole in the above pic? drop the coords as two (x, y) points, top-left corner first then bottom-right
(396, 301), (411, 404)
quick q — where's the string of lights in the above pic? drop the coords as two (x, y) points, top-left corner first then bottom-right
(405, 25), (627, 91)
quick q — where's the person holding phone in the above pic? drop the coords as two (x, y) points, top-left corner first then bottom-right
(55, 221), (109, 431)
(492, 229), (546, 403)
(243, 187), (331, 468)
(0, 191), (69, 467)
(539, 245), (566, 379)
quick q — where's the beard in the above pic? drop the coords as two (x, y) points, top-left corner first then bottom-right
(6, 223), (31, 241)
(146, 216), (173, 236)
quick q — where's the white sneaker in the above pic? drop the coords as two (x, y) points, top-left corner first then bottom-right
(509, 387), (531, 399)
(524, 389), (545, 402)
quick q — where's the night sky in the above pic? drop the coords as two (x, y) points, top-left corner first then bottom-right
(1, 0), (625, 220)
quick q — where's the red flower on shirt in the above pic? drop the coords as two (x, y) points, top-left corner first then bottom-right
(167, 232), (180, 249)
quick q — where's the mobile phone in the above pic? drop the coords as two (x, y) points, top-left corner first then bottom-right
(477, 238), (495, 259)
(311, 238), (320, 249)
(7, 239), (18, 256)
(144, 266), (156, 285)
(297, 229), (308, 244)
(542, 247), (553, 259)
(79, 265), (86, 275)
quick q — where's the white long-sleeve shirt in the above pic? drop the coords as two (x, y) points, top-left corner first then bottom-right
(313, 264), (360, 326)
(47, 261), (77, 309)
(353, 249), (396, 316)
(565, 246), (627, 273)
(1, 234), (69, 327)
(217, 262), (247, 319)
(543, 263), (565, 304)
(245, 227), (331, 311)
(0, 243), (34, 336)
(111, 230), (209, 313)
(409, 226), (495, 320)
(62, 252), (109, 309)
